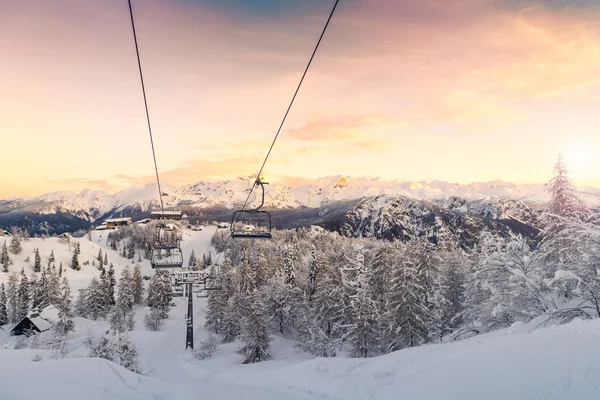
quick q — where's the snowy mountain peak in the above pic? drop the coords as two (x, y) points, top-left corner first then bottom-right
(1, 177), (599, 226)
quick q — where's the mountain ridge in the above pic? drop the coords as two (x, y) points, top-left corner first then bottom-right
(1, 176), (598, 235)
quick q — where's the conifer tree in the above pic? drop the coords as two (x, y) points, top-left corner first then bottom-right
(113, 334), (141, 373)
(89, 333), (113, 360)
(97, 249), (103, 265)
(49, 264), (61, 306)
(147, 270), (173, 319)
(546, 155), (583, 217)
(0, 283), (8, 326)
(205, 258), (230, 334)
(104, 253), (108, 266)
(17, 269), (30, 320)
(71, 251), (80, 271)
(34, 248), (41, 273)
(107, 263), (116, 306)
(188, 250), (196, 267)
(131, 264), (144, 304)
(55, 277), (75, 336)
(58, 262), (63, 277)
(1, 241), (11, 272)
(9, 235), (22, 255)
(30, 274), (41, 311)
(307, 247), (320, 302)
(7, 273), (19, 322)
(48, 250), (55, 267)
(87, 277), (110, 320)
(347, 260), (379, 358)
(238, 288), (271, 363)
(144, 306), (164, 331)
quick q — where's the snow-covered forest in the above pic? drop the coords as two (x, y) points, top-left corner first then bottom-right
(204, 156), (600, 360)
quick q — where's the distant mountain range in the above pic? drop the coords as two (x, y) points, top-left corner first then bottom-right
(1, 176), (598, 235)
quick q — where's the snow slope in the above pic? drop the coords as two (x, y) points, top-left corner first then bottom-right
(0, 351), (190, 400)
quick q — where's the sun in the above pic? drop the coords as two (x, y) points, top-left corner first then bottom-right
(564, 146), (594, 174)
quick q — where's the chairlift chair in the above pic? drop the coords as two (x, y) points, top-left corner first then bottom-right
(231, 179), (272, 239)
(151, 222), (184, 268)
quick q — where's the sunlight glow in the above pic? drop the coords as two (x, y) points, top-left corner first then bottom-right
(564, 146), (594, 175)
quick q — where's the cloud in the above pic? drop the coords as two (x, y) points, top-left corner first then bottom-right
(284, 113), (406, 143)
(46, 178), (115, 192)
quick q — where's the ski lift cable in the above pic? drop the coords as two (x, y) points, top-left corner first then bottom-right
(127, 0), (166, 217)
(240, 0), (340, 212)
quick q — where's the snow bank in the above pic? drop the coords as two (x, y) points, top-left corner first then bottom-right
(187, 319), (600, 400)
(0, 350), (191, 400)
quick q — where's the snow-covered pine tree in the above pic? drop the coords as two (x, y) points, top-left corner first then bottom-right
(87, 277), (110, 320)
(295, 294), (336, 357)
(48, 264), (61, 306)
(346, 250), (379, 358)
(282, 245), (296, 286)
(1, 241), (12, 272)
(188, 250), (196, 267)
(0, 283), (8, 326)
(55, 277), (75, 336)
(144, 306), (164, 331)
(205, 279), (228, 334)
(110, 266), (135, 333)
(131, 264), (144, 304)
(88, 332), (113, 360)
(7, 273), (19, 322)
(17, 269), (30, 320)
(201, 254), (207, 269)
(117, 266), (134, 311)
(38, 266), (53, 310)
(104, 253), (108, 265)
(97, 249), (103, 265)
(128, 242), (135, 260)
(383, 245), (429, 351)
(146, 270), (172, 319)
(107, 263), (116, 306)
(70, 251), (80, 271)
(307, 247), (320, 302)
(29, 274), (41, 311)
(48, 249), (55, 267)
(33, 248), (41, 273)
(207, 251), (212, 266)
(238, 288), (271, 363)
(112, 334), (141, 373)
(74, 287), (89, 318)
(9, 235), (22, 255)
(312, 259), (346, 341)
(546, 154), (584, 217)
(437, 249), (467, 337)
(58, 262), (63, 277)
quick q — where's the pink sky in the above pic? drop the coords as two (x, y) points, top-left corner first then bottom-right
(1, 0), (600, 198)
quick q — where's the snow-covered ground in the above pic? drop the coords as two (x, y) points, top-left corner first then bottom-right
(2, 225), (600, 400)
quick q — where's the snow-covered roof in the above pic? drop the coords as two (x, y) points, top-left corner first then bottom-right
(95, 224), (108, 230)
(15, 305), (60, 332)
(105, 217), (132, 223)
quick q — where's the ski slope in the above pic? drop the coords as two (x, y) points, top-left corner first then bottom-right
(2, 225), (600, 399)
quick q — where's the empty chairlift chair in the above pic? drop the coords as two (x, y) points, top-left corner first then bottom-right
(151, 222), (184, 268)
(230, 179), (272, 239)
